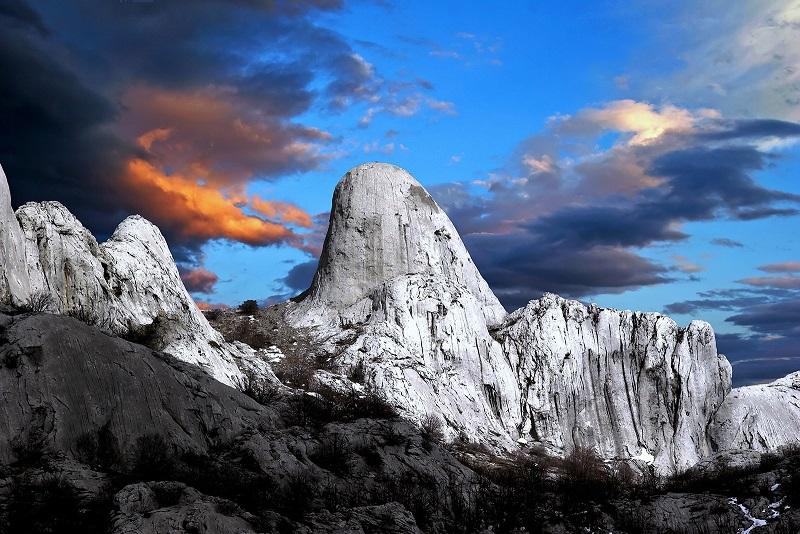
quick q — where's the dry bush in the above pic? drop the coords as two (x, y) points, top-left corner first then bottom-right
(273, 353), (315, 388)
(554, 446), (619, 506)
(309, 434), (352, 476)
(239, 300), (259, 314)
(280, 386), (397, 429)
(22, 291), (53, 313)
(420, 413), (444, 442)
(241, 372), (281, 405)
(224, 320), (271, 350)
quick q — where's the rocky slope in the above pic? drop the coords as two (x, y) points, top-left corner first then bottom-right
(710, 372), (800, 452)
(0, 165), (267, 387)
(2, 309), (799, 533)
(282, 162), (799, 474)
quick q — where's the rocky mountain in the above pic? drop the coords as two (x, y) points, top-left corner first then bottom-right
(1, 309), (799, 533)
(282, 162), (800, 474)
(0, 164), (268, 387)
(2, 159), (799, 477)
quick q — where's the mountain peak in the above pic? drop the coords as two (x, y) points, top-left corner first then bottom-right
(301, 162), (506, 325)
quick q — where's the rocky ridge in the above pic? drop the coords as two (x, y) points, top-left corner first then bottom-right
(0, 164), (267, 387)
(282, 162), (800, 474)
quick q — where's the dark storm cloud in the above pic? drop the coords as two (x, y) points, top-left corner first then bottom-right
(0, 0), (48, 34)
(435, 130), (800, 308)
(0, 0), (383, 255)
(697, 118), (800, 141)
(281, 259), (319, 292)
(466, 232), (671, 310)
(0, 14), (133, 236)
(727, 298), (800, 337)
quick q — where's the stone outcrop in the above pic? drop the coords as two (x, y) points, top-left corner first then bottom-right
(496, 294), (732, 473)
(291, 162), (505, 326)
(0, 166), (267, 387)
(286, 163), (520, 448)
(710, 371), (800, 452)
(0, 164), (30, 306)
(0, 312), (274, 464)
(284, 162), (798, 473)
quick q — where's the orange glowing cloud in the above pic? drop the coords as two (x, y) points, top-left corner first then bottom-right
(121, 85), (332, 188)
(125, 157), (297, 247)
(119, 89), (323, 250)
(250, 195), (313, 228)
(195, 300), (230, 311)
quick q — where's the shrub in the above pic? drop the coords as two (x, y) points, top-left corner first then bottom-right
(122, 317), (161, 346)
(554, 446), (618, 507)
(67, 305), (101, 327)
(204, 308), (222, 322)
(225, 320), (270, 350)
(274, 353), (315, 388)
(309, 434), (352, 476)
(74, 422), (122, 470)
(280, 387), (397, 429)
(420, 413), (444, 442)
(277, 472), (317, 520)
(239, 300), (259, 315)
(22, 291), (53, 313)
(241, 372), (281, 405)
(129, 433), (176, 481)
(10, 427), (49, 466)
(4, 473), (109, 534)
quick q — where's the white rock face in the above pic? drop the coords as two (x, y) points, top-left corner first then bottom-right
(709, 372), (800, 452)
(0, 166), (264, 387)
(0, 165), (31, 306)
(284, 162), (761, 473)
(497, 295), (732, 473)
(286, 163), (517, 446)
(293, 162), (506, 327)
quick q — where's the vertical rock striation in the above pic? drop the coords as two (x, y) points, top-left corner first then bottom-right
(0, 165), (30, 306)
(293, 162), (506, 326)
(497, 294), (732, 473)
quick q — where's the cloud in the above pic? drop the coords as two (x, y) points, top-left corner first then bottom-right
(194, 300), (230, 311)
(648, 1), (800, 121)
(665, 285), (800, 385)
(0, 0), (443, 259)
(180, 267), (219, 294)
(758, 261), (800, 273)
(672, 255), (704, 274)
(727, 298), (800, 338)
(426, 98), (457, 115)
(120, 86), (333, 189)
(552, 99), (718, 145)
(430, 101), (800, 306)
(736, 261), (800, 289)
(710, 237), (744, 248)
(738, 276), (800, 289)
(282, 260), (319, 292)
(124, 158), (298, 248)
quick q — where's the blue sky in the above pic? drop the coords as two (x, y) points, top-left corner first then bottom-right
(1, 0), (799, 384)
